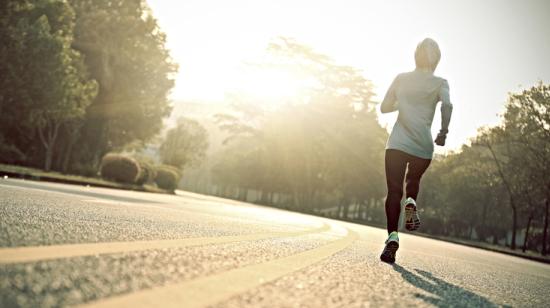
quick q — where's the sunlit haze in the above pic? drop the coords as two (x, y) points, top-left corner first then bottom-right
(147, 0), (550, 152)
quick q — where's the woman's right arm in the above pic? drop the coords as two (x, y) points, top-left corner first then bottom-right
(380, 75), (400, 113)
(438, 79), (453, 135)
(435, 79), (453, 146)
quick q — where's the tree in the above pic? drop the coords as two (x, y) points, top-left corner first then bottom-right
(502, 82), (550, 253)
(418, 82), (550, 253)
(0, 0), (30, 163)
(160, 118), (209, 170)
(66, 0), (177, 169)
(213, 38), (386, 215)
(1, 0), (173, 173)
(0, 0), (97, 170)
(472, 83), (550, 251)
(475, 127), (522, 249)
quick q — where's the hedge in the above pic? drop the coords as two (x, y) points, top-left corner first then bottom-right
(135, 160), (156, 185)
(100, 154), (141, 184)
(154, 165), (181, 191)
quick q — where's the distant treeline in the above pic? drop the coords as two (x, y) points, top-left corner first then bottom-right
(420, 83), (550, 254)
(0, 0), (177, 173)
(209, 38), (387, 220)
(191, 38), (549, 255)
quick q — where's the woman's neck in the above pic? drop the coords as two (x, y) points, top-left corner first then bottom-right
(415, 67), (434, 74)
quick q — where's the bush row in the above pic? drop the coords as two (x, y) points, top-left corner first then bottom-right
(99, 154), (181, 191)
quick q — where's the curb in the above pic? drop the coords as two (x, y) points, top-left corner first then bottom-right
(0, 170), (173, 195)
(413, 232), (550, 264)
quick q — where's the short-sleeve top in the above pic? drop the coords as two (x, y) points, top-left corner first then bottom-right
(380, 69), (452, 159)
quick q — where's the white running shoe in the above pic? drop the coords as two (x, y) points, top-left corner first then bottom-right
(380, 231), (399, 263)
(404, 197), (421, 231)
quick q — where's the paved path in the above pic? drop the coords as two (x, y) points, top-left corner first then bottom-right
(1, 178), (549, 307)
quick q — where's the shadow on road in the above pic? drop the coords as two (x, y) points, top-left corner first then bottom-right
(392, 264), (508, 308)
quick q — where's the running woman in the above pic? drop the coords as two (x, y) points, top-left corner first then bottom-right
(379, 38), (453, 263)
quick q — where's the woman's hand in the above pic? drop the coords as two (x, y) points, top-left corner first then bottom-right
(434, 133), (446, 146)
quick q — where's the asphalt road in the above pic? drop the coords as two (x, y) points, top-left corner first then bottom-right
(1, 178), (549, 308)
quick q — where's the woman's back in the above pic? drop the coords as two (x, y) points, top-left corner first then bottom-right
(383, 69), (450, 159)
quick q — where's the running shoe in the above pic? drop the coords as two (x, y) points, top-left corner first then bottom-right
(380, 231), (399, 263)
(404, 197), (421, 231)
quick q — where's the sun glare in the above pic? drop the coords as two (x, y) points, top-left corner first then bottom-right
(234, 68), (309, 104)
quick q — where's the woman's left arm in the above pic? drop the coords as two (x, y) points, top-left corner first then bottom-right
(380, 75), (400, 113)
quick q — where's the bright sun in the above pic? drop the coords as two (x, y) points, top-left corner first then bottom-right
(231, 67), (311, 105)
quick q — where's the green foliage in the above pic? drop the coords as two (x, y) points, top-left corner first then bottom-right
(420, 82), (550, 253)
(160, 118), (209, 169)
(0, 0), (175, 173)
(154, 165), (181, 191)
(68, 0), (178, 167)
(100, 154), (141, 184)
(0, 0), (97, 170)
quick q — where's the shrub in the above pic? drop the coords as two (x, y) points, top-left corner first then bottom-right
(154, 165), (181, 191)
(135, 160), (156, 185)
(100, 154), (141, 184)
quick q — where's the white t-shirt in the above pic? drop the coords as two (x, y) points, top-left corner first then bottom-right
(380, 69), (453, 159)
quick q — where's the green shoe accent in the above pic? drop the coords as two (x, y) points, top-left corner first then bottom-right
(386, 231), (399, 244)
(381, 233), (400, 263)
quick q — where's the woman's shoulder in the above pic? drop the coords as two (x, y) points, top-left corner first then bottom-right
(392, 71), (415, 84)
(397, 71), (415, 78)
(433, 74), (448, 84)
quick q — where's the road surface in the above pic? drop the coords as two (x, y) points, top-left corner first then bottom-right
(1, 178), (549, 307)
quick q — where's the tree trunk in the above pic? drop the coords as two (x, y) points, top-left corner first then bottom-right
(354, 201), (361, 219)
(292, 190), (300, 210)
(522, 213), (533, 253)
(493, 232), (499, 245)
(484, 141), (519, 250)
(236, 187), (242, 201)
(260, 189), (268, 204)
(479, 194), (489, 240)
(44, 148), (53, 171)
(53, 137), (65, 171)
(38, 121), (60, 172)
(309, 189), (317, 213)
(342, 200), (349, 219)
(511, 203), (517, 250)
(542, 198), (549, 256)
(61, 130), (77, 173)
(364, 199), (372, 220)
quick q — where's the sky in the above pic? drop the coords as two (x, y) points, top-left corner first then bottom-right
(146, 0), (550, 152)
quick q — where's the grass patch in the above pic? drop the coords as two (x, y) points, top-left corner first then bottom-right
(0, 164), (171, 194)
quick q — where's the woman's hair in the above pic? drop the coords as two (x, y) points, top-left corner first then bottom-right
(415, 38), (441, 72)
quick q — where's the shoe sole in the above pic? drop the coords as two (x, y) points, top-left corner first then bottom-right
(380, 241), (399, 263)
(405, 204), (421, 231)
